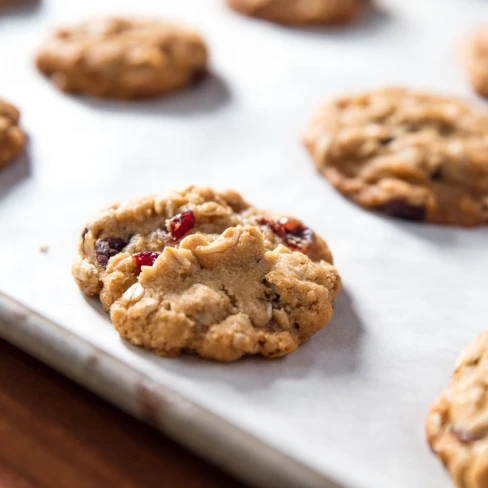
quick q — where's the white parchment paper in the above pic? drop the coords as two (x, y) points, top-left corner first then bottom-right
(1, 1), (488, 486)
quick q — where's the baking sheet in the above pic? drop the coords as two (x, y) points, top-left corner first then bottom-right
(1, 1), (488, 487)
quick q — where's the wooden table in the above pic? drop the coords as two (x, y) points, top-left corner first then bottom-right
(0, 339), (247, 488)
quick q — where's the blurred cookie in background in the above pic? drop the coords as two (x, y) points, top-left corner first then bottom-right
(35, 17), (209, 100)
(303, 87), (488, 227)
(0, 99), (25, 168)
(462, 28), (488, 99)
(226, 0), (368, 25)
(426, 331), (488, 488)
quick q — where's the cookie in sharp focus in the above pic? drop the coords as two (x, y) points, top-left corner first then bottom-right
(225, 0), (368, 25)
(462, 28), (488, 99)
(0, 99), (26, 168)
(35, 17), (208, 99)
(426, 331), (488, 488)
(303, 87), (488, 227)
(73, 186), (341, 362)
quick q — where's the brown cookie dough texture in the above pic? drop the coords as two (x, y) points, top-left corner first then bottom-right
(426, 331), (488, 488)
(0, 99), (25, 168)
(303, 87), (488, 227)
(226, 0), (367, 25)
(35, 17), (208, 99)
(73, 187), (341, 362)
(463, 28), (488, 99)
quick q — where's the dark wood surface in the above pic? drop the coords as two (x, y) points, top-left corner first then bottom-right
(0, 338), (248, 488)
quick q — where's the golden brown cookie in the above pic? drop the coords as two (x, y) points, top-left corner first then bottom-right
(226, 0), (367, 25)
(0, 99), (26, 168)
(35, 17), (208, 99)
(303, 87), (488, 227)
(426, 331), (488, 488)
(73, 186), (341, 362)
(462, 28), (488, 99)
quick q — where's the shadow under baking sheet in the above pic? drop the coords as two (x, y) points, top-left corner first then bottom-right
(73, 72), (231, 118)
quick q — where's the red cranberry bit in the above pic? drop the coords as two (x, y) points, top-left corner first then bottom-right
(256, 217), (285, 239)
(168, 211), (195, 241)
(133, 251), (160, 274)
(257, 217), (314, 253)
(380, 199), (426, 221)
(279, 218), (314, 250)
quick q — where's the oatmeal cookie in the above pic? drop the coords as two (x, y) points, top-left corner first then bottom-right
(73, 187), (341, 362)
(0, 99), (25, 168)
(462, 28), (488, 99)
(426, 331), (488, 488)
(35, 17), (208, 99)
(303, 87), (488, 227)
(226, 0), (367, 25)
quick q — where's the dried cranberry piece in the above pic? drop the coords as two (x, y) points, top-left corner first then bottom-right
(450, 428), (483, 445)
(380, 199), (426, 221)
(106, 238), (127, 252)
(133, 251), (160, 274)
(278, 218), (314, 250)
(256, 217), (285, 239)
(95, 237), (127, 268)
(168, 211), (195, 241)
(257, 217), (314, 253)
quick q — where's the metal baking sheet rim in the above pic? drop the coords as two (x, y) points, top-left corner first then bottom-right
(0, 291), (345, 488)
